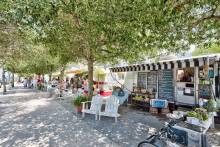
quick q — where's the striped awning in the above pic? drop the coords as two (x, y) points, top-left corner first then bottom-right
(110, 55), (220, 72)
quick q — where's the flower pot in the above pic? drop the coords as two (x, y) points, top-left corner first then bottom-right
(75, 105), (82, 113)
(187, 117), (199, 125)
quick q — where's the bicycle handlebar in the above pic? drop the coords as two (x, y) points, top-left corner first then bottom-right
(168, 116), (185, 127)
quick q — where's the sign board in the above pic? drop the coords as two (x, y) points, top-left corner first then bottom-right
(150, 99), (168, 108)
(198, 84), (211, 99)
(158, 70), (174, 101)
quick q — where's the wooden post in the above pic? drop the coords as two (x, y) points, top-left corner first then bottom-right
(195, 66), (199, 105)
(173, 68), (177, 102)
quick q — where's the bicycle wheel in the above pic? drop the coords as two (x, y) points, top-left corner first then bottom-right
(138, 141), (156, 147)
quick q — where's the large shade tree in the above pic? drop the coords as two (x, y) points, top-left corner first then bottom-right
(4, 0), (220, 96)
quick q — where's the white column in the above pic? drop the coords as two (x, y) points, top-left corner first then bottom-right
(167, 62), (171, 69)
(181, 61), (186, 68)
(190, 59), (194, 67)
(161, 63), (165, 70)
(150, 64), (153, 70)
(155, 64), (158, 70)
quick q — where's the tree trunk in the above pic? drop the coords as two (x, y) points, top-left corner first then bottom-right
(49, 65), (52, 81)
(8, 73), (11, 84)
(2, 68), (6, 94)
(11, 72), (14, 88)
(49, 73), (52, 81)
(60, 66), (65, 81)
(88, 59), (94, 98)
(42, 74), (45, 82)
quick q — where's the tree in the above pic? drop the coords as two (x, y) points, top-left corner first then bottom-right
(192, 45), (220, 56)
(5, 0), (220, 96)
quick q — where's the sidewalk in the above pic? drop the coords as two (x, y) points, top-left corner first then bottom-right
(0, 87), (119, 147)
(0, 86), (220, 147)
(57, 95), (220, 147)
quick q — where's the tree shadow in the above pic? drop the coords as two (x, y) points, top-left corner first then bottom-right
(0, 95), (119, 147)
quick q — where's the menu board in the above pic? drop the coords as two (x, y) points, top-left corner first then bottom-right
(198, 84), (211, 99)
(158, 70), (174, 101)
(147, 71), (157, 92)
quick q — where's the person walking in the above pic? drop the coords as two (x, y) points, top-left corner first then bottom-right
(23, 78), (27, 88)
(83, 78), (89, 95)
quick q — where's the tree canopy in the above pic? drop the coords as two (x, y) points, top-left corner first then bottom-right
(192, 44), (220, 56)
(1, 0), (220, 95)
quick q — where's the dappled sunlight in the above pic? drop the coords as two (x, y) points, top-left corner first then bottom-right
(215, 131), (220, 136)
(21, 99), (50, 113)
(0, 88), (120, 146)
(1, 87), (220, 146)
(0, 98), (50, 123)
(148, 127), (157, 135)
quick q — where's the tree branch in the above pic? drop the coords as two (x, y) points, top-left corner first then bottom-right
(193, 3), (220, 26)
(194, 14), (220, 26)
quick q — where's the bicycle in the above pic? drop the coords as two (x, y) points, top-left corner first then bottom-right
(138, 117), (188, 147)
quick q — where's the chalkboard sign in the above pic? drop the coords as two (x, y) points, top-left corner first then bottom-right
(147, 71), (157, 92)
(198, 84), (211, 99)
(158, 70), (174, 101)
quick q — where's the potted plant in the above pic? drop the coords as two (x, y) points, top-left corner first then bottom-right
(187, 108), (209, 126)
(72, 95), (88, 113)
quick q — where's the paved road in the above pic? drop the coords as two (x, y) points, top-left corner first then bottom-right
(0, 87), (220, 147)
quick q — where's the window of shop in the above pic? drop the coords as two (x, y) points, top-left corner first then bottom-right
(137, 72), (147, 89)
(147, 71), (157, 92)
(176, 67), (195, 105)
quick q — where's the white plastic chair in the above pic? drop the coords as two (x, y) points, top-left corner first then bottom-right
(82, 95), (103, 120)
(99, 95), (120, 122)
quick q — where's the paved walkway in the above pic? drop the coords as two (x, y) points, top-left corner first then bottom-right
(0, 87), (220, 147)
